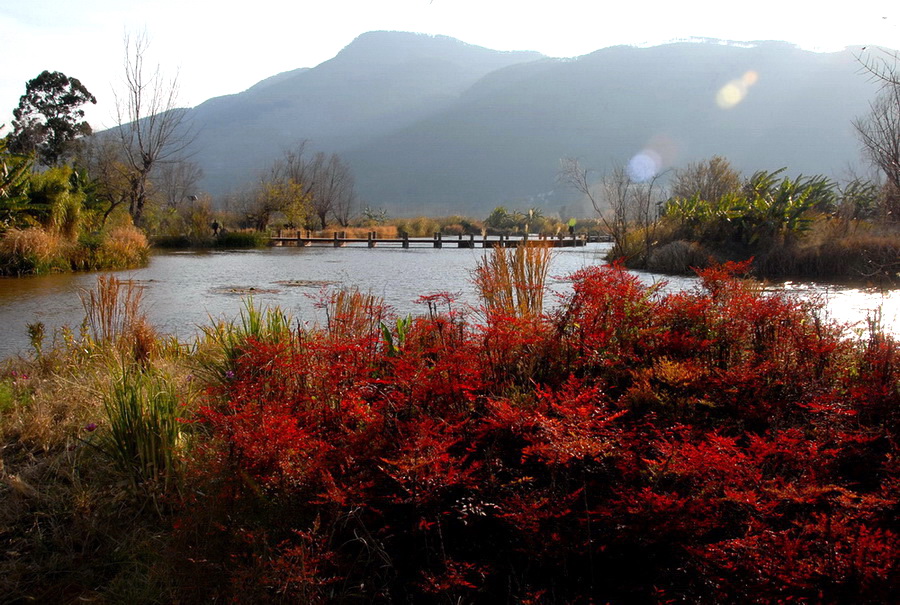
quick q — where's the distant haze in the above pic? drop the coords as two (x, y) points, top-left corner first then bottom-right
(165, 32), (882, 216)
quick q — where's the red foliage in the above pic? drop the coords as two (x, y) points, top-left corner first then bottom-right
(173, 263), (900, 602)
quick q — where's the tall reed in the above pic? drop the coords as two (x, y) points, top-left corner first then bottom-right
(473, 244), (552, 320)
(80, 275), (157, 363)
(323, 288), (388, 342)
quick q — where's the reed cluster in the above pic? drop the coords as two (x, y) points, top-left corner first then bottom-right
(473, 243), (553, 320)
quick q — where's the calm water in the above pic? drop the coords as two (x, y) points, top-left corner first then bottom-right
(1, 243), (898, 360)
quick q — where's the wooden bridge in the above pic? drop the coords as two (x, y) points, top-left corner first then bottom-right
(269, 231), (589, 249)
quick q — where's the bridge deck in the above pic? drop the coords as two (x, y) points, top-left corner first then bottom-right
(269, 232), (590, 248)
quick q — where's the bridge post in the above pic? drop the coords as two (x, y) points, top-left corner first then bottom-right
(334, 232), (340, 247)
(368, 231), (375, 248)
(434, 232), (442, 249)
(402, 233), (409, 249)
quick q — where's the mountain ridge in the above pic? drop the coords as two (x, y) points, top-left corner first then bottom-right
(179, 31), (883, 216)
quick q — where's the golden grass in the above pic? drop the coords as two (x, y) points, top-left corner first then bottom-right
(0, 227), (70, 274)
(474, 243), (553, 320)
(98, 225), (150, 268)
(80, 275), (158, 364)
(0, 225), (149, 275)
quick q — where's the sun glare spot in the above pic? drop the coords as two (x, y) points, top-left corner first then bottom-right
(627, 149), (662, 182)
(716, 70), (759, 109)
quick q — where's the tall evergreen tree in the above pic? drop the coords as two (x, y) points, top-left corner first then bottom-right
(8, 70), (97, 166)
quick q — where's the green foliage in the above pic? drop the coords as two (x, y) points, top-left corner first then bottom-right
(199, 298), (293, 384)
(8, 70), (97, 166)
(662, 169), (836, 247)
(484, 206), (520, 233)
(0, 140), (33, 231)
(837, 178), (881, 220)
(380, 314), (412, 356)
(214, 230), (268, 248)
(27, 165), (86, 237)
(484, 206), (560, 235)
(0, 380), (16, 414)
(92, 367), (186, 492)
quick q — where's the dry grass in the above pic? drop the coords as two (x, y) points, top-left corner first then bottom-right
(98, 225), (150, 268)
(0, 225), (149, 275)
(336, 225), (400, 238)
(324, 288), (389, 342)
(0, 227), (70, 275)
(80, 275), (158, 364)
(0, 274), (194, 602)
(474, 244), (553, 320)
(646, 240), (715, 274)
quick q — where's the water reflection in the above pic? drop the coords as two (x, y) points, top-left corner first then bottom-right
(1, 244), (897, 359)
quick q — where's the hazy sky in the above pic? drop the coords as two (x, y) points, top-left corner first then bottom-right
(2, 0), (898, 131)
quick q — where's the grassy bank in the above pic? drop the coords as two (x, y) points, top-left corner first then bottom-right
(2, 253), (899, 602)
(621, 219), (900, 283)
(0, 225), (150, 276)
(608, 165), (900, 283)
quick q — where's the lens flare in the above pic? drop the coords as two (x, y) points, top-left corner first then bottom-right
(716, 70), (759, 109)
(627, 149), (662, 182)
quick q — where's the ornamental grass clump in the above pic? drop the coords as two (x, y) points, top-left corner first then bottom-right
(92, 367), (187, 493)
(95, 225), (150, 268)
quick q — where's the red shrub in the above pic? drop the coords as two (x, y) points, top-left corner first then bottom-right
(173, 263), (900, 602)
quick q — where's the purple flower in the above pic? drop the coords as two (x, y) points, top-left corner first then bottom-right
(225, 370), (235, 379)
(84, 422), (97, 432)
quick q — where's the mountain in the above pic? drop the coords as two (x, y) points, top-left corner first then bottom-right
(186, 31), (544, 196)
(182, 31), (881, 216)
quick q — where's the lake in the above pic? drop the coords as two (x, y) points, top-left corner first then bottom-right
(1, 243), (898, 360)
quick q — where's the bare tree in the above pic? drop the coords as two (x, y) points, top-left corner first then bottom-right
(857, 47), (900, 87)
(309, 152), (355, 230)
(670, 156), (741, 203)
(559, 157), (666, 259)
(853, 81), (900, 220)
(78, 135), (133, 225)
(333, 178), (357, 227)
(115, 32), (193, 224)
(156, 160), (203, 209)
(854, 48), (900, 220)
(559, 158), (631, 253)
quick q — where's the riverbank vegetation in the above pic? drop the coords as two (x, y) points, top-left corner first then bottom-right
(2, 249), (899, 601)
(567, 155), (900, 283)
(0, 144), (150, 275)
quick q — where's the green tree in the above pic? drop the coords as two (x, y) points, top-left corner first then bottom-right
(7, 71), (96, 166)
